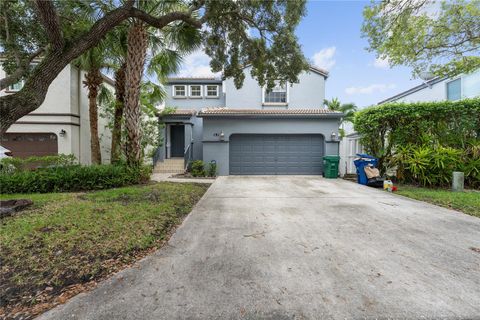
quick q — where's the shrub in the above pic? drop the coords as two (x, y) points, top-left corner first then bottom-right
(393, 144), (463, 187)
(0, 165), (152, 194)
(0, 154), (77, 173)
(207, 161), (217, 177)
(190, 160), (206, 177)
(354, 98), (480, 172)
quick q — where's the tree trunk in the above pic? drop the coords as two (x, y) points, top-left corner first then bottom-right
(84, 69), (103, 164)
(110, 62), (127, 164)
(124, 23), (148, 167)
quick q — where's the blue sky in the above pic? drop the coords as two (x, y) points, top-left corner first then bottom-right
(176, 0), (426, 108)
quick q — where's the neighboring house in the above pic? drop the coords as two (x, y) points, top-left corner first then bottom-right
(339, 69), (480, 176)
(0, 63), (113, 164)
(156, 66), (343, 176)
(378, 69), (480, 104)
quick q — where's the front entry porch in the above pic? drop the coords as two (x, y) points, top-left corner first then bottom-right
(153, 110), (195, 173)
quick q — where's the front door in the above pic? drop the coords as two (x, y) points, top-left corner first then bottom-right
(170, 125), (185, 157)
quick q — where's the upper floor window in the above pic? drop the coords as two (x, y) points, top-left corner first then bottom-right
(446, 78), (461, 101)
(189, 85), (202, 98)
(206, 85), (219, 98)
(173, 85), (186, 98)
(7, 79), (25, 92)
(263, 82), (288, 105)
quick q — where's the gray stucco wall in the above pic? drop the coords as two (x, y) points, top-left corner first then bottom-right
(224, 67), (326, 109)
(201, 117), (340, 175)
(164, 84), (225, 110)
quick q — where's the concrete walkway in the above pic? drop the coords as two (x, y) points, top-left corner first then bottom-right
(39, 176), (480, 319)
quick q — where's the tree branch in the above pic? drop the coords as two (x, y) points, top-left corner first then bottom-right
(34, 0), (64, 51)
(130, 8), (203, 29)
(0, 48), (44, 91)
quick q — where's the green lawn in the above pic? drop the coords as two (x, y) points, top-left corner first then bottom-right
(396, 185), (480, 218)
(0, 182), (209, 319)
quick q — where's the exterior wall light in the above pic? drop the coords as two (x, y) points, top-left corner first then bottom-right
(59, 129), (66, 137)
(219, 131), (225, 141)
(331, 132), (337, 141)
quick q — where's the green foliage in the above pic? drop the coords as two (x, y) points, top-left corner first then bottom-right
(190, 160), (206, 177)
(355, 99), (480, 187)
(0, 154), (77, 173)
(0, 165), (151, 194)
(362, 0), (480, 77)
(393, 144), (464, 187)
(396, 185), (480, 218)
(207, 161), (217, 177)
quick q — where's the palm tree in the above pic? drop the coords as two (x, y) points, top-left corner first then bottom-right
(122, 1), (201, 167)
(124, 22), (148, 167)
(324, 98), (358, 137)
(75, 47), (106, 164)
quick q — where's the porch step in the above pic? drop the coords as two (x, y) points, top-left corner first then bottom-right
(153, 158), (185, 174)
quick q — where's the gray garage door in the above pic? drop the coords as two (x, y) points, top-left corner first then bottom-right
(229, 134), (324, 175)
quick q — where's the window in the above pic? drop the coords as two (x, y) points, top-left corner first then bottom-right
(173, 85), (186, 98)
(189, 85), (202, 97)
(447, 78), (461, 101)
(263, 82), (288, 104)
(205, 85), (219, 98)
(8, 79), (25, 92)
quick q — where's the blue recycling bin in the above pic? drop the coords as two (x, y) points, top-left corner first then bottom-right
(353, 154), (378, 185)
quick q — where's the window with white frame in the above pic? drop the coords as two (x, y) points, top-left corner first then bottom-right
(189, 85), (202, 97)
(7, 79), (25, 92)
(205, 85), (219, 98)
(263, 82), (288, 104)
(173, 85), (186, 97)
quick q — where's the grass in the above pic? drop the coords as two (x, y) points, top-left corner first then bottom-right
(396, 185), (480, 218)
(0, 182), (209, 318)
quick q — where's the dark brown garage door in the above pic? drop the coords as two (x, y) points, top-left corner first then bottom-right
(1, 133), (58, 158)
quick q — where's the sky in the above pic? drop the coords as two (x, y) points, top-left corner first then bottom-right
(174, 0), (427, 108)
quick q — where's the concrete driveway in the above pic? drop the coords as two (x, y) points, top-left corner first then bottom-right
(39, 176), (480, 319)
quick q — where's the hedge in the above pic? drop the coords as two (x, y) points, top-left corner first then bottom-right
(0, 164), (152, 194)
(0, 154), (77, 173)
(354, 98), (480, 187)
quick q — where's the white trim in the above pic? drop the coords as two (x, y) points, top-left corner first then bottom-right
(205, 85), (219, 98)
(189, 84), (203, 98)
(172, 85), (187, 98)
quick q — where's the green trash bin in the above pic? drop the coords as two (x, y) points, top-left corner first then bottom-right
(323, 155), (340, 179)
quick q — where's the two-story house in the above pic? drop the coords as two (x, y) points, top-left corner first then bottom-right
(155, 66), (342, 176)
(0, 63), (113, 164)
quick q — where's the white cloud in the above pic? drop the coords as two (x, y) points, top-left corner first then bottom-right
(345, 83), (396, 95)
(312, 47), (336, 71)
(176, 50), (220, 77)
(372, 56), (390, 69)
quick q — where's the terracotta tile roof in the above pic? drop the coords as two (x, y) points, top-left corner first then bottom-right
(308, 66), (329, 78)
(197, 108), (342, 117)
(157, 109), (196, 117)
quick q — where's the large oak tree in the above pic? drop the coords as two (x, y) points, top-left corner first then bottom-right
(362, 0), (480, 78)
(0, 0), (309, 133)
